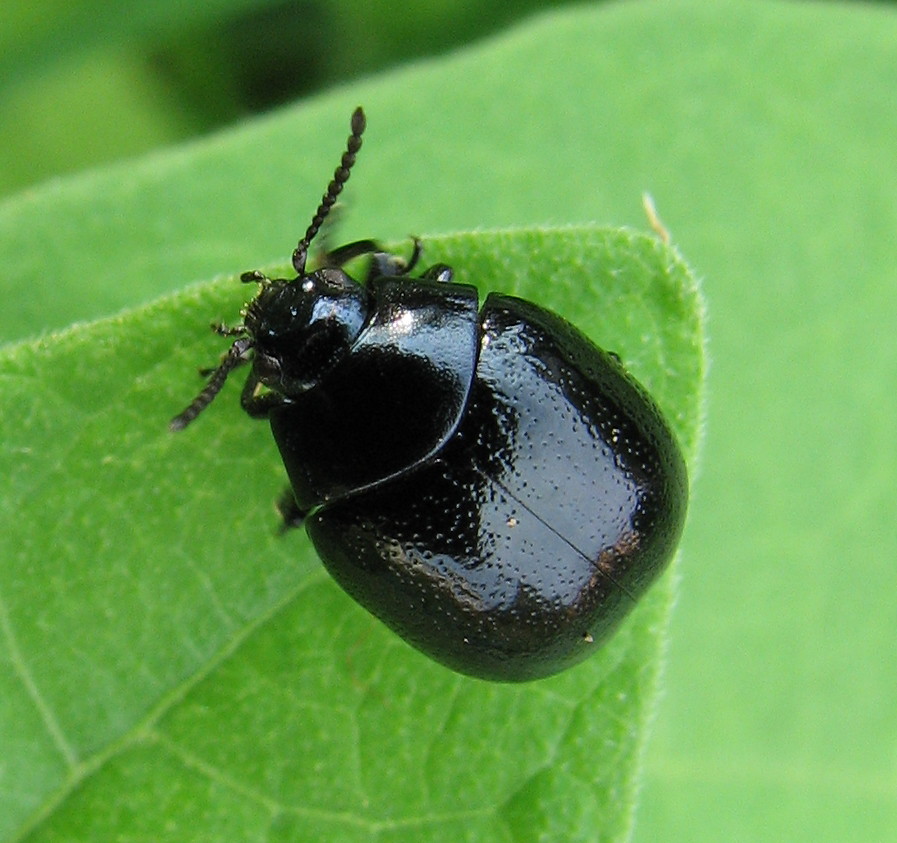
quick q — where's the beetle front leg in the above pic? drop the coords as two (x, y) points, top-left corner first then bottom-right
(240, 369), (287, 419)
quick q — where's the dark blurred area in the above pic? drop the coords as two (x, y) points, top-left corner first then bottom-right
(0, 0), (563, 194)
(150, 0), (555, 120)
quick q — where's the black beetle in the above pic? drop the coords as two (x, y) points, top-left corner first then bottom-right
(171, 108), (688, 681)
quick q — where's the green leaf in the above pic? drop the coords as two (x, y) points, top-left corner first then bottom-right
(25, 0), (897, 839)
(627, 3), (897, 840)
(7, 0), (897, 835)
(0, 224), (703, 840)
(1, 3), (712, 838)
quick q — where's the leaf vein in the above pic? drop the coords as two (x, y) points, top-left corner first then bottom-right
(0, 587), (79, 770)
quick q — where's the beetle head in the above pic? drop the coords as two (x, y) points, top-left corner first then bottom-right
(170, 107), (368, 431)
(244, 268), (369, 395)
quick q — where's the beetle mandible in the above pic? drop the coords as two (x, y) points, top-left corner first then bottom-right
(171, 107), (688, 681)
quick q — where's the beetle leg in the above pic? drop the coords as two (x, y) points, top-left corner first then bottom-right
(276, 487), (308, 532)
(365, 237), (423, 281)
(401, 236), (423, 274)
(319, 237), (423, 281)
(320, 239), (383, 268)
(239, 369), (287, 419)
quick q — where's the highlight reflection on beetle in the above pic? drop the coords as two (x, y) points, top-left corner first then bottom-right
(171, 108), (687, 681)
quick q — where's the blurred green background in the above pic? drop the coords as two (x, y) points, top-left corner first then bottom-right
(0, 0), (568, 196)
(2, 0), (895, 840)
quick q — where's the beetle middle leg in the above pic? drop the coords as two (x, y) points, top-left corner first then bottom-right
(320, 239), (381, 268)
(321, 237), (422, 281)
(276, 487), (308, 532)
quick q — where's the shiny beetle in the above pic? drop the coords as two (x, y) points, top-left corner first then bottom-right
(171, 108), (688, 681)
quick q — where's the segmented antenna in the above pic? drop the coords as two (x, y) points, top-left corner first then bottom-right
(292, 107), (366, 275)
(169, 337), (253, 431)
(170, 109), (366, 432)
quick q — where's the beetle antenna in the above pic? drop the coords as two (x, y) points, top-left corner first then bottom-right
(292, 107), (366, 275)
(170, 337), (254, 431)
